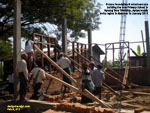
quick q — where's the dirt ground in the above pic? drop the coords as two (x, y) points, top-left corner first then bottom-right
(30, 72), (150, 112)
(1, 72), (150, 113)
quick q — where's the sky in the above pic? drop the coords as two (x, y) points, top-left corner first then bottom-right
(78, 0), (150, 61)
(20, 0), (150, 61)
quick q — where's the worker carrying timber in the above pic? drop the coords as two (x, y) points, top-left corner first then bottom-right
(92, 64), (105, 99)
(56, 52), (72, 93)
(16, 54), (29, 101)
(25, 39), (34, 72)
(29, 63), (46, 100)
(80, 62), (95, 104)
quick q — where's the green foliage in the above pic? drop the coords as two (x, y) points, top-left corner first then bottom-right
(0, 63), (3, 81)
(104, 59), (129, 68)
(137, 45), (141, 56)
(0, 40), (12, 59)
(0, 0), (101, 40)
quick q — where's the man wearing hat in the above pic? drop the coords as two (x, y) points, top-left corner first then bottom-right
(89, 62), (95, 77)
(92, 64), (105, 99)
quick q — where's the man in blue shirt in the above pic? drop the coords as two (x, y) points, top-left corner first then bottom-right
(92, 64), (105, 99)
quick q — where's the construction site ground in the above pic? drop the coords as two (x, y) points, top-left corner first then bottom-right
(0, 72), (150, 113)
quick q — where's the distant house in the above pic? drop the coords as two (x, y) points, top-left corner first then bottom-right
(92, 44), (105, 65)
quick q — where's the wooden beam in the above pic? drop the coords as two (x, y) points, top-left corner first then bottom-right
(34, 45), (77, 84)
(123, 66), (129, 87)
(103, 68), (126, 87)
(34, 45), (111, 108)
(74, 50), (90, 63)
(105, 68), (123, 79)
(103, 83), (120, 96)
(72, 42), (75, 72)
(45, 73), (111, 108)
(88, 29), (92, 60)
(55, 47), (82, 69)
(28, 99), (59, 106)
(121, 90), (150, 96)
(45, 78), (53, 94)
(13, 0), (21, 99)
(62, 17), (67, 54)
(77, 43), (80, 65)
(75, 66), (122, 99)
(119, 102), (150, 110)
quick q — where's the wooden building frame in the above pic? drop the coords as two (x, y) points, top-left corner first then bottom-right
(105, 41), (130, 68)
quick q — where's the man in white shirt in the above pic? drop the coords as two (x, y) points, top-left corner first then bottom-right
(16, 54), (29, 101)
(29, 63), (46, 100)
(25, 40), (34, 72)
(92, 64), (105, 99)
(56, 53), (72, 93)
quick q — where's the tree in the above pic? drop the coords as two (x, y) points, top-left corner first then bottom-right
(137, 45), (141, 56)
(0, 39), (12, 59)
(0, 0), (101, 40)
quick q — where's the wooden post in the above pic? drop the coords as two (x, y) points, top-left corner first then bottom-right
(33, 34), (36, 67)
(85, 44), (87, 59)
(40, 36), (44, 68)
(112, 44), (114, 67)
(47, 37), (51, 72)
(34, 45), (77, 84)
(72, 42), (75, 72)
(145, 21), (150, 85)
(13, 0), (21, 99)
(119, 42), (123, 68)
(77, 43), (80, 65)
(128, 42), (130, 67)
(81, 44), (83, 63)
(62, 17), (67, 55)
(105, 44), (107, 66)
(74, 50), (90, 63)
(88, 29), (92, 61)
(141, 30), (146, 55)
(123, 66), (129, 87)
(54, 39), (57, 61)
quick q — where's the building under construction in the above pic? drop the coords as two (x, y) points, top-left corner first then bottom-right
(0, 1), (150, 111)
(0, 19), (150, 112)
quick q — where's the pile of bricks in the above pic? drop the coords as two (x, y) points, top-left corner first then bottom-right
(43, 92), (77, 102)
(52, 103), (116, 113)
(43, 92), (116, 113)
